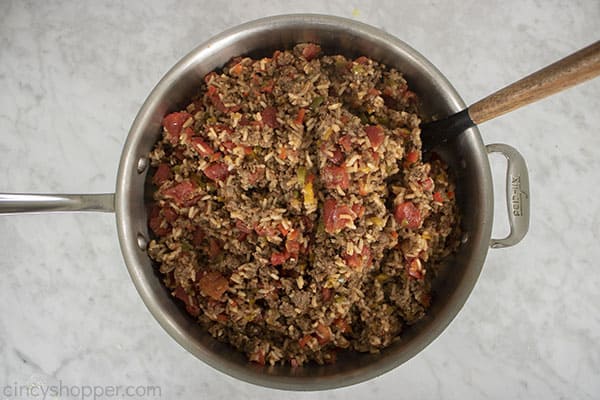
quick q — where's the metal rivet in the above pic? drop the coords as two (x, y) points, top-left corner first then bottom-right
(461, 232), (469, 244)
(137, 233), (148, 250)
(137, 157), (148, 173)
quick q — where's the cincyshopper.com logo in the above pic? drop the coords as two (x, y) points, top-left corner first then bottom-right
(1, 381), (162, 400)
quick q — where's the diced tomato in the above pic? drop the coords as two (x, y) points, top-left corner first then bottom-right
(420, 177), (434, 192)
(404, 90), (417, 103)
(285, 230), (301, 255)
(203, 162), (229, 181)
(209, 152), (222, 162)
(298, 335), (313, 348)
(447, 191), (455, 200)
(222, 141), (236, 151)
(149, 206), (170, 236)
(173, 286), (200, 317)
(260, 80), (274, 93)
(278, 146), (287, 160)
(344, 245), (372, 269)
(163, 180), (197, 207)
(322, 166), (349, 190)
(208, 238), (221, 258)
(287, 229), (299, 241)
(407, 258), (424, 280)
(333, 318), (351, 333)
(323, 198), (337, 233)
(182, 127), (194, 141)
(204, 71), (218, 85)
(315, 324), (331, 345)
(192, 227), (205, 246)
(254, 224), (277, 238)
(241, 145), (253, 155)
(249, 348), (266, 365)
(365, 125), (384, 149)
(322, 287), (332, 302)
(323, 198), (356, 234)
(149, 204), (161, 219)
(270, 251), (290, 266)
(209, 124), (234, 135)
(229, 63), (243, 76)
(405, 150), (419, 164)
(329, 148), (344, 165)
(339, 135), (352, 152)
(302, 43), (321, 61)
(162, 206), (178, 223)
(233, 219), (250, 235)
(276, 223), (289, 236)
(261, 106), (279, 128)
(370, 149), (380, 162)
(207, 85), (228, 113)
(361, 246), (372, 267)
(251, 73), (261, 86)
(394, 201), (422, 229)
(367, 87), (381, 96)
(358, 179), (369, 196)
(226, 56), (243, 69)
(227, 105), (242, 114)
(295, 108), (306, 125)
(152, 163), (171, 186)
(190, 137), (214, 157)
(433, 191), (444, 203)
(247, 167), (265, 185)
(198, 271), (229, 301)
(354, 56), (369, 65)
(216, 313), (228, 323)
(351, 204), (366, 219)
(163, 112), (192, 144)
(344, 252), (362, 269)
(176, 283), (196, 303)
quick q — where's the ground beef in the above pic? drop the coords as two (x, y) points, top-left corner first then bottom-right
(147, 43), (460, 366)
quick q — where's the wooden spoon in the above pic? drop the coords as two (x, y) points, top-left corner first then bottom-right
(421, 40), (600, 152)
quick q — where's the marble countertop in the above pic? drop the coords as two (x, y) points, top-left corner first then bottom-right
(1, 1), (599, 399)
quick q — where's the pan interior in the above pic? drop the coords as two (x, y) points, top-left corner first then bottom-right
(115, 14), (493, 390)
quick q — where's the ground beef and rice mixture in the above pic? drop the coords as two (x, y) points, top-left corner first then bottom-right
(147, 43), (460, 366)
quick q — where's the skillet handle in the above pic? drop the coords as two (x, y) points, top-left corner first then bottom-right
(486, 144), (530, 248)
(0, 193), (115, 215)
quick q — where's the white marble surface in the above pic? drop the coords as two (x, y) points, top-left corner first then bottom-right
(1, 1), (599, 399)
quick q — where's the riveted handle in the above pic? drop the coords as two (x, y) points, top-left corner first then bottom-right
(486, 144), (530, 248)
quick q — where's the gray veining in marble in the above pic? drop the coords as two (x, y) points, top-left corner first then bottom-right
(1, 1), (599, 399)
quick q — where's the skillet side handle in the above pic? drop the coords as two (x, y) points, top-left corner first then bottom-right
(0, 193), (115, 215)
(486, 144), (530, 248)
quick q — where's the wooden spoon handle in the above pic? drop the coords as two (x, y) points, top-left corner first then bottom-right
(468, 40), (600, 125)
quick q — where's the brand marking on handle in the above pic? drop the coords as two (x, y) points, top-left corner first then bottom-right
(510, 175), (528, 217)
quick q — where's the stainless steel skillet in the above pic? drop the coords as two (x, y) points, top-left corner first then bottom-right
(0, 14), (532, 390)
